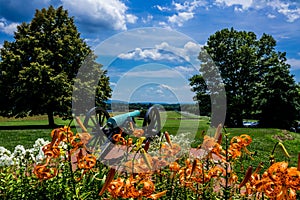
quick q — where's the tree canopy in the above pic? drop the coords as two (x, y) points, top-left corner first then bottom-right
(190, 28), (299, 128)
(0, 6), (111, 126)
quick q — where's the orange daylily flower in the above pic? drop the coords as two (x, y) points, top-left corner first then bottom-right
(178, 159), (226, 188)
(76, 149), (97, 169)
(34, 126), (95, 180)
(228, 134), (253, 159)
(169, 161), (181, 172)
(105, 175), (166, 199)
(241, 161), (300, 199)
(34, 164), (58, 180)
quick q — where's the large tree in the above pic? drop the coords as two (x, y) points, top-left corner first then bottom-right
(0, 6), (111, 126)
(254, 52), (299, 129)
(190, 28), (298, 128)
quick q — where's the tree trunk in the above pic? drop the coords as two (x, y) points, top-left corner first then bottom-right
(47, 111), (55, 127)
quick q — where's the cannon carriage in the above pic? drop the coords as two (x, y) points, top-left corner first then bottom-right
(81, 106), (161, 160)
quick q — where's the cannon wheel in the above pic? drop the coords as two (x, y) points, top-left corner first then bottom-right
(143, 106), (161, 137)
(83, 107), (110, 149)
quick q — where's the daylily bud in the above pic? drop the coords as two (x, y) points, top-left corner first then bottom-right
(164, 131), (173, 147)
(239, 166), (253, 188)
(278, 142), (291, 158)
(99, 168), (116, 196)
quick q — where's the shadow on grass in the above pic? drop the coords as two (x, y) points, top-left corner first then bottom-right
(0, 124), (76, 130)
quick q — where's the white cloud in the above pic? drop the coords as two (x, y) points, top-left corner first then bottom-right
(287, 58), (300, 70)
(61, 0), (137, 31)
(156, 89), (164, 95)
(126, 14), (138, 24)
(173, 1), (191, 11)
(118, 48), (180, 61)
(267, 13), (277, 19)
(168, 12), (194, 27)
(213, 0), (300, 22)
(278, 7), (300, 22)
(267, 0), (300, 22)
(164, 0), (207, 26)
(142, 15), (153, 24)
(0, 18), (18, 35)
(155, 5), (171, 11)
(159, 84), (175, 91)
(118, 41), (202, 62)
(173, 0), (207, 12)
(155, 41), (202, 62)
(215, 0), (253, 10)
(110, 82), (117, 86)
(158, 21), (172, 29)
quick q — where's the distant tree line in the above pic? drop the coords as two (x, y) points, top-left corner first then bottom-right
(106, 102), (199, 114)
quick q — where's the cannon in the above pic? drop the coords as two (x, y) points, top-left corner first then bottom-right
(82, 106), (161, 160)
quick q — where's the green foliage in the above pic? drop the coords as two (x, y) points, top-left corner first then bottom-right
(190, 28), (299, 128)
(1, 128), (299, 199)
(254, 54), (299, 128)
(0, 6), (111, 126)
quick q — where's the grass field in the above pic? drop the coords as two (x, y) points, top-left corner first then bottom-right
(0, 115), (73, 151)
(0, 112), (300, 169)
(225, 128), (300, 172)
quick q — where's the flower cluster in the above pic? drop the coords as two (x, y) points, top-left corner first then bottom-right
(0, 138), (49, 167)
(240, 161), (300, 199)
(106, 174), (167, 199)
(33, 126), (96, 180)
(3, 122), (298, 199)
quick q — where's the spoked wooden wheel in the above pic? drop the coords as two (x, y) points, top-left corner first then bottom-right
(83, 107), (110, 150)
(143, 106), (161, 138)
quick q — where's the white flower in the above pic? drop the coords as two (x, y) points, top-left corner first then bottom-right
(0, 154), (13, 166)
(0, 146), (11, 156)
(12, 145), (26, 156)
(35, 148), (46, 163)
(33, 138), (49, 149)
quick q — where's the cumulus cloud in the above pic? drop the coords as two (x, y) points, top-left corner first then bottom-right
(0, 18), (18, 35)
(118, 48), (180, 61)
(155, 41), (202, 62)
(61, 0), (137, 31)
(118, 41), (202, 62)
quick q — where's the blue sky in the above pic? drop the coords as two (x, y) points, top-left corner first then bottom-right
(1, 0), (300, 103)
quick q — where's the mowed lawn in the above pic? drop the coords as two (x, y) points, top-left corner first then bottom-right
(0, 112), (300, 168)
(0, 115), (73, 151)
